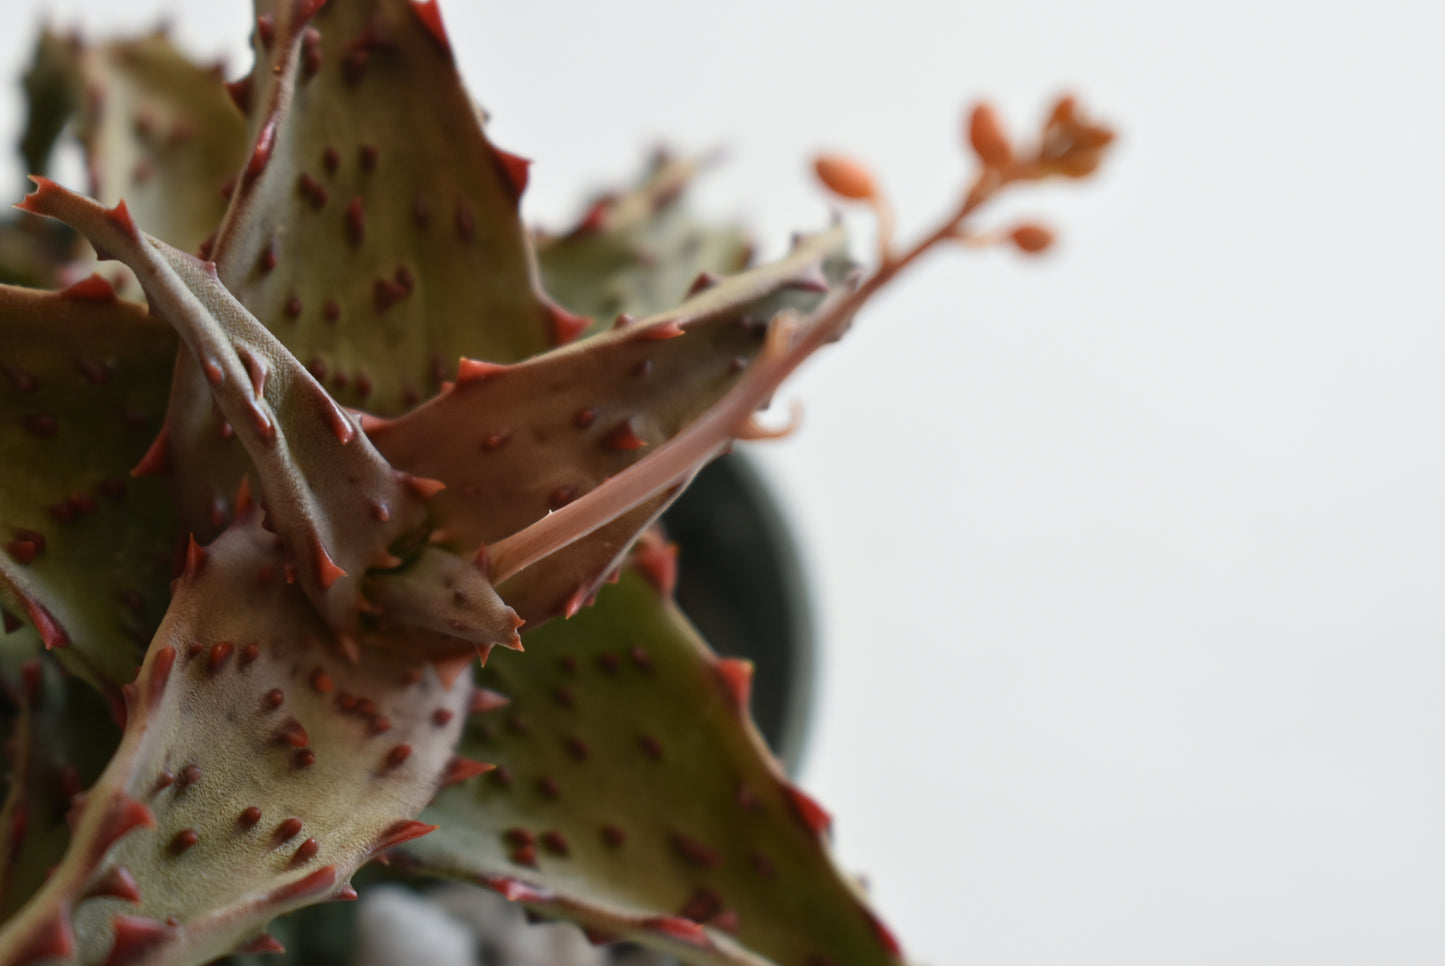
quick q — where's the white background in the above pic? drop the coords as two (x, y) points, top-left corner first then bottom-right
(4, 2), (1444, 964)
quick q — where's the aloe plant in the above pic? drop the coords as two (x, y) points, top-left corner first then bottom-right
(0, 2), (1113, 964)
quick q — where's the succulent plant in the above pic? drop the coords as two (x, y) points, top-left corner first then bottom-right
(0, 2), (1113, 964)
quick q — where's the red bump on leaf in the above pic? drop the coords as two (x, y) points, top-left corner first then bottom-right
(265, 688), (285, 709)
(292, 838), (320, 865)
(101, 915), (169, 966)
(409, 0), (451, 53)
(61, 273), (117, 302)
(20, 414), (57, 437)
(540, 831), (569, 856)
(238, 806), (263, 830)
(15, 175), (63, 214)
(669, 832), (720, 868)
(678, 887), (723, 923)
(145, 645), (176, 708)
(224, 77), (251, 113)
(269, 866), (338, 905)
(862, 904), (904, 958)
(208, 641), (233, 672)
(544, 300), (590, 346)
(440, 756), (493, 788)
(401, 474), (446, 499)
(373, 277), (406, 311)
(332, 882), (359, 902)
(322, 397), (357, 444)
(275, 718), (309, 747)
(294, 0), (330, 25)
(602, 420), (647, 451)
(687, 271), (721, 296)
(384, 744), (412, 769)
(105, 199), (138, 238)
(131, 425), (171, 477)
(492, 147), (531, 201)
(470, 688), (509, 713)
(644, 916), (709, 947)
(275, 817), (303, 842)
(785, 783), (833, 837)
(168, 828), (199, 854)
(96, 794), (155, 852)
(84, 866), (141, 903)
(715, 658), (753, 711)
(484, 876), (551, 903)
(183, 535), (207, 576)
(601, 823), (626, 848)
(246, 116), (279, 185)
(311, 537), (346, 591)
(310, 668), (334, 693)
(235, 934), (286, 956)
(637, 733), (664, 761)
(346, 197), (365, 248)
(633, 535), (678, 597)
(456, 358), (507, 385)
(640, 319), (686, 340)
(372, 819), (437, 852)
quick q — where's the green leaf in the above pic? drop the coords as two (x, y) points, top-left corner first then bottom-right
(405, 570), (905, 966)
(0, 657), (121, 920)
(0, 515), (477, 966)
(537, 153), (753, 331)
(211, 0), (564, 416)
(368, 227), (852, 629)
(0, 281), (177, 686)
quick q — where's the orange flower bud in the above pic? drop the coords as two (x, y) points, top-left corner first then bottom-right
(812, 155), (877, 201)
(967, 103), (1013, 169)
(1046, 95), (1078, 132)
(1009, 224), (1054, 254)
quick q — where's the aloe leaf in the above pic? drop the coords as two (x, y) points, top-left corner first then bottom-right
(18, 28), (247, 273)
(403, 569), (904, 966)
(366, 228), (853, 629)
(0, 280), (177, 687)
(212, 0), (564, 415)
(537, 153), (753, 331)
(0, 658), (121, 921)
(0, 513), (480, 966)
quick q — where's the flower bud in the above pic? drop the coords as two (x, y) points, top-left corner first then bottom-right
(967, 103), (1013, 169)
(1009, 224), (1054, 254)
(812, 155), (877, 201)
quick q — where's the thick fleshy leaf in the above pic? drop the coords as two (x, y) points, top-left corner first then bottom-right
(366, 227), (853, 628)
(0, 514), (477, 966)
(0, 281), (177, 686)
(0, 657), (121, 920)
(18, 32), (82, 193)
(402, 570), (903, 966)
(19, 28), (247, 275)
(17, 179), (526, 658)
(537, 153), (753, 332)
(212, 0), (559, 414)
